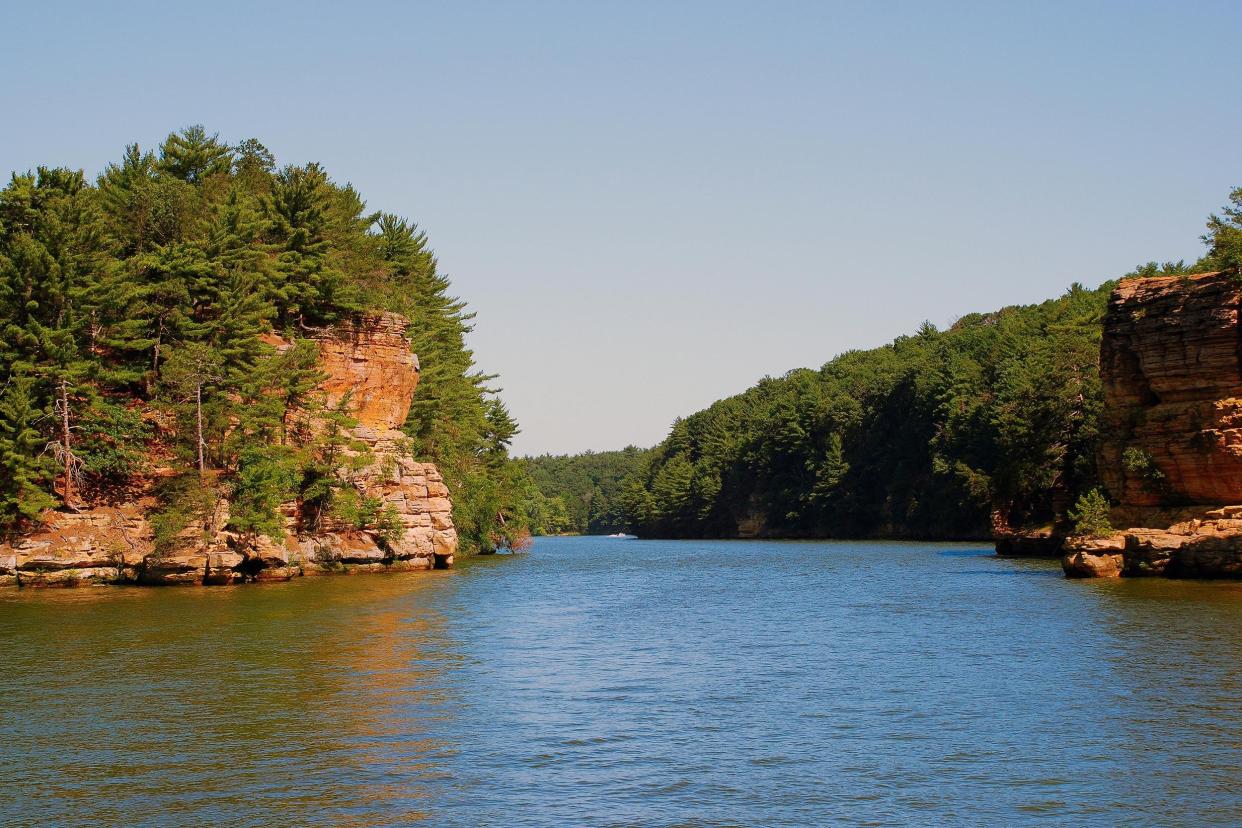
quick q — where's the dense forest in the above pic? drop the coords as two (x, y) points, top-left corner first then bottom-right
(0, 126), (534, 553)
(531, 186), (1242, 540)
(622, 283), (1112, 539)
(521, 448), (648, 534)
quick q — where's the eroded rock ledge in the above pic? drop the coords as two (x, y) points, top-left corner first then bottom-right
(0, 312), (457, 588)
(1062, 271), (1242, 578)
(1063, 507), (1242, 578)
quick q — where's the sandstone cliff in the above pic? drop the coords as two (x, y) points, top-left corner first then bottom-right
(1098, 271), (1242, 505)
(1065, 271), (1242, 578)
(0, 313), (456, 588)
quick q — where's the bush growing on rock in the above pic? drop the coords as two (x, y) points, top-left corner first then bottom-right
(1069, 489), (1113, 538)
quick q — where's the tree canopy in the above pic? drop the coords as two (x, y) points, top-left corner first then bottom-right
(0, 126), (531, 552)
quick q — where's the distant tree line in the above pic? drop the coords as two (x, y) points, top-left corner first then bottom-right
(528, 186), (1242, 540)
(521, 447), (649, 534)
(0, 126), (533, 552)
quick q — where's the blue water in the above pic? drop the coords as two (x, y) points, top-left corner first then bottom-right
(2, 536), (1241, 826)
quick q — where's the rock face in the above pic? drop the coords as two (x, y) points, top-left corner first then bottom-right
(281, 313), (457, 574)
(1063, 510), (1242, 579)
(315, 313), (421, 436)
(1098, 271), (1242, 506)
(1064, 271), (1242, 578)
(0, 312), (457, 587)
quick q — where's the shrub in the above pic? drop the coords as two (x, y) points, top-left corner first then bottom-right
(1069, 489), (1113, 538)
(1123, 447), (1165, 482)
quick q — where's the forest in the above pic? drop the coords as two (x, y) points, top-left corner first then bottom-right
(521, 447), (648, 534)
(0, 126), (535, 553)
(531, 186), (1242, 540)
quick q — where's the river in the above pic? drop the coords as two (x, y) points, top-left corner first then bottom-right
(2, 536), (1241, 826)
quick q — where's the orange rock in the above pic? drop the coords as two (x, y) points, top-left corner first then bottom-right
(1098, 271), (1242, 505)
(1062, 535), (1125, 578)
(313, 313), (419, 432)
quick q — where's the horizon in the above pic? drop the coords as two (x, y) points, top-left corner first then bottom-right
(4, 1), (1239, 455)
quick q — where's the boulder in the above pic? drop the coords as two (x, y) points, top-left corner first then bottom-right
(1061, 535), (1125, 578)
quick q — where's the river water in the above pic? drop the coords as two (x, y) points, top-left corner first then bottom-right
(2, 536), (1241, 826)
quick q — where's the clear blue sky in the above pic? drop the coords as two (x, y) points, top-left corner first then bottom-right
(3, 1), (1240, 455)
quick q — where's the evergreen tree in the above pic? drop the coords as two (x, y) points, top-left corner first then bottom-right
(264, 163), (356, 326)
(0, 374), (55, 527)
(158, 125), (233, 185)
(1200, 187), (1242, 273)
(160, 342), (225, 472)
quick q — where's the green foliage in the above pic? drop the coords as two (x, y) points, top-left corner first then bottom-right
(1199, 187), (1242, 273)
(329, 489), (402, 547)
(227, 445), (300, 540)
(622, 282), (1116, 539)
(158, 125), (232, 184)
(1122, 447), (1165, 485)
(521, 447), (648, 534)
(1068, 489), (1113, 538)
(0, 127), (531, 551)
(1124, 261), (1191, 279)
(0, 374), (56, 527)
(150, 472), (221, 555)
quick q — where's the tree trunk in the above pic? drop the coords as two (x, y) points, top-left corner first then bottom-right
(60, 378), (73, 507)
(196, 382), (205, 473)
(153, 317), (164, 374)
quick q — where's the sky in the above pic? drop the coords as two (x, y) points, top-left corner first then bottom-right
(3, 1), (1241, 455)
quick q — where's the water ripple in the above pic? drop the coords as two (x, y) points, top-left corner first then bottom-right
(2, 537), (1241, 826)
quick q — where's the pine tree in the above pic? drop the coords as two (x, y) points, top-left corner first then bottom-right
(0, 374), (55, 526)
(158, 125), (233, 185)
(232, 139), (276, 195)
(160, 342), (225, 472)
(264, 163), (356, 326)
(1200, 187), (1242, 273)
(0, 168), (117, 508)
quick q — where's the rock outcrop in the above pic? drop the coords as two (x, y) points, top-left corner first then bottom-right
(278, 313), (457, 574)
(0, 312), (457, 587)
(1098, 271), (1242, 506)
(1061, 535), (1125, 578)
(1064, 271), (1242, 578)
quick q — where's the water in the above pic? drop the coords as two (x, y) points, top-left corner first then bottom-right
(2, 536), (1241, 827)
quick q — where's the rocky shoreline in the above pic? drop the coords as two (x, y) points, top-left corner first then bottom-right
(0, 313), (457, 588)
(1011, 271), (1242, 579)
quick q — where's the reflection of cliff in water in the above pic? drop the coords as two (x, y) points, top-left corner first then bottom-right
(301, 573), (464, 824)
(0, 571), (466, 825)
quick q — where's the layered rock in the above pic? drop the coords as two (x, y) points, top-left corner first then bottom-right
(2, 505), (151, 587)
(1098, 271), (1242, 505)
(280, 313), (457, 574)
(1065, 271), (1242, 578)
(1064, 509), (1242, 578)
(0, 312), (457, 587)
